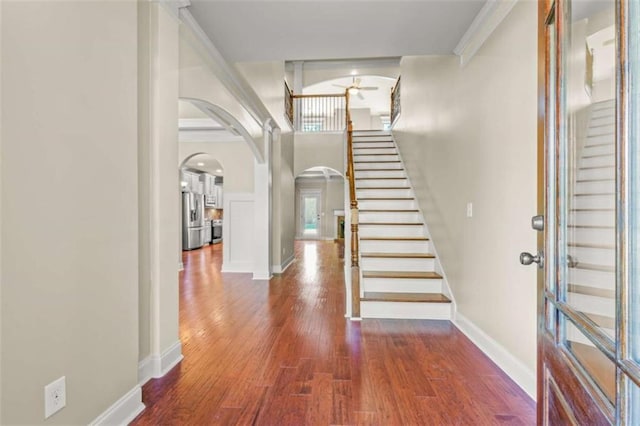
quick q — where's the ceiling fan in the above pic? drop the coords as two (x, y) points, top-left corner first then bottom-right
(333, 77), (378, 100)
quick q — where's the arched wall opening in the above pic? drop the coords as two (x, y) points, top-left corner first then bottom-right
(294, 167), (345, 241)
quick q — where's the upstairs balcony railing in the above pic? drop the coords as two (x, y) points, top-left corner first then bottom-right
(285, 85), (347, 132)
(390, 76), (401, 126)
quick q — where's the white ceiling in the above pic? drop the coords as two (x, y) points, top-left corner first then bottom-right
(187, 0), (487, 62)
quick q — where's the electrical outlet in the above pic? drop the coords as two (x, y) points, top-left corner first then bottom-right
(44, 376), (66, 419)
(466, 202), (473, 218)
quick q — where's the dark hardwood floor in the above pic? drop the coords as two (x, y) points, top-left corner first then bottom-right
(132, 240), (535, 425)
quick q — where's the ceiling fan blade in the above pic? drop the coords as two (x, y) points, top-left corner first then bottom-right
(359, 86), (379, 91)
(332, 84), (348, 89)
(357, 92), (365, 100)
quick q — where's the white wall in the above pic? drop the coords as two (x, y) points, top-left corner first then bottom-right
(1, 1), (140, 423)
(393, 1), (537, 392)
(294, 133), (345, 177)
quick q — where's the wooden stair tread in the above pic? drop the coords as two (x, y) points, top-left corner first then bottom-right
(354, 160), (401, 163)
(361, 237), (429, 241)
(361, 292), (450, 303)
(361, 252), (435, 259)
(363, 271), (442, 279)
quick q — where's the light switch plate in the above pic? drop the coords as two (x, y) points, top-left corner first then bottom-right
(466, 202), (473, 218)
(44, 376), (66, 418)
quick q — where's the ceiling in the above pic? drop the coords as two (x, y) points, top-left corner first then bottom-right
(187, 0), (487, 62)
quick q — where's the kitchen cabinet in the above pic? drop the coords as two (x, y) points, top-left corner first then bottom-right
(215, 184), (223, 208)
(181, 170), (204, 194)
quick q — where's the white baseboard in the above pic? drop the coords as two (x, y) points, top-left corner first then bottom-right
(220, 261), (253, 273)
(272, 254), (295, 274)
(138, 340), (184, 386)
(89, 386), (145, 426)
(453, 313), (536, 400)
(252, 271), (273, 280)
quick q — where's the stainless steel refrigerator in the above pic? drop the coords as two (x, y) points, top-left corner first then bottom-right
(182, 192), (205, 250)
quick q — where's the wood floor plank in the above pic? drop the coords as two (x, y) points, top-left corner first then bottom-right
(131, 241), (535, 425)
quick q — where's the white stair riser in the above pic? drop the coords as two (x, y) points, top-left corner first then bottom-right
(361, 301), (451, 320)
(572, 194), (614, 209)
(568, 228), (615, 245)
(568, 246), (615, 266)
(585, 134), (614, 145)
(361, 257), (435, 271)
(355, 170), (406, 178)
(577, 167), (614, 181)
(587, 127), (614, 137)
(357, 188), (414, 198)
(359, 211), (423, 223)
(354, 162), (403, 170)
(591, 108), (614, 118)
(359, 240), (431, 253)
(352, 142), (395, 148)
(359, 225), (425, 238)
(362, 277), (443, 293)
(569, 268), (614, 290)
(583, 144), (614, 156)
(576, 180), (615, 193)
(353, 131), (391, 136)
(352, 137), (393, 143)
(358, 199), (418, 210)
(353, 148), (397, 155)
(356, 179), (409, 188)
(569, 210), (614, 226)
(581, 155), (615, 168)
(567, 292), (614, 318)
(593, 100), (615, 109)
(590, 115), (615, 127)
(354, 155), (400, 162)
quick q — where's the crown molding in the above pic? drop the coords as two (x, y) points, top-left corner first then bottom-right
(453, 0), (519, 67)
(179, 8), (278, 134)
(154, 0), (191, 21)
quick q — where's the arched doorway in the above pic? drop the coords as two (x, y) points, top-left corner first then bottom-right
(295, 167), (345, 240)
(178, 153), (224, 253)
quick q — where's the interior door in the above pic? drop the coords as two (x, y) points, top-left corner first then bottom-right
(533, 0), (640, 423)
(300, 191), (321, 238)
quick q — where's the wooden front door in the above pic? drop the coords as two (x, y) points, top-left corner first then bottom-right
(535, 0), (640, 423)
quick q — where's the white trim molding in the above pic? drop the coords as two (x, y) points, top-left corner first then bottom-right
(453, 313), (536, 400)
(138, 340), (184, 386)
(272, 254), (295, 274)
(453, 0), (519, 66)
(89, 386), (145, 426)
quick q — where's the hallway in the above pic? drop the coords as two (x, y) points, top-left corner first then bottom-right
(132, 241), (535, 425)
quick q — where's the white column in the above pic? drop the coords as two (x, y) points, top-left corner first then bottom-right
(293, 61), (304, 94)
(253, 121), (273, 280)
(139, 1), (182, 381)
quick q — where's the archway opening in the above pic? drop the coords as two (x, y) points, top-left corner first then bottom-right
(295, 167), (345, 241)
(179, 153), (224, 253)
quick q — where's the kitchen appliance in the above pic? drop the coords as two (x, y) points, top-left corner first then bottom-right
(204, 219), (212, 244)
(212, 219), (223, 244)
(182, 192), (205, 250)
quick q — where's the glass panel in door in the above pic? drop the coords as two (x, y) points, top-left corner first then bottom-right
(559, 0), (616, 349)
(302, 194), (320, 236)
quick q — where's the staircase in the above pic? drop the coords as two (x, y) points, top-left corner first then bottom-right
(351, 130), (452, 319)
(567, 99), (615, 341)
